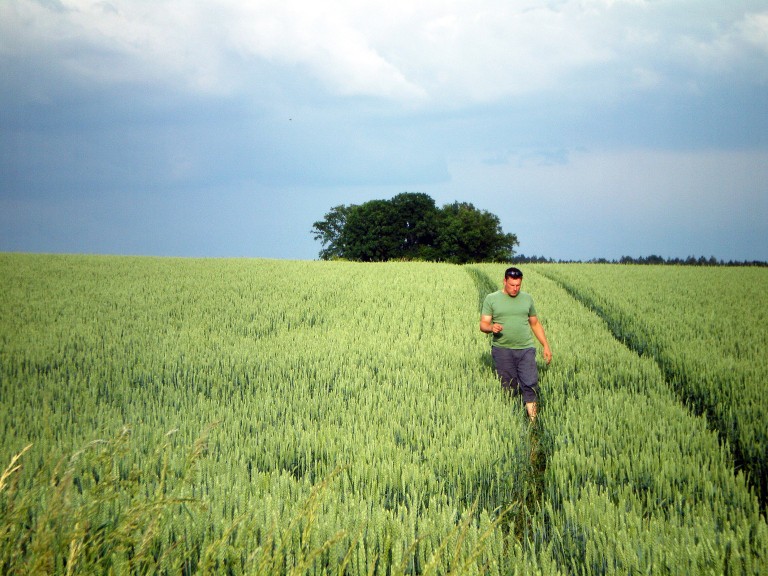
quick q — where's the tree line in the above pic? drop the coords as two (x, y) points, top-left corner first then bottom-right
(311, 192), (518, 263)
(513, 254), (767, 266)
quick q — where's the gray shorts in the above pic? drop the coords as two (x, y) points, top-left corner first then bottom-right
(491, 346), (539, 404)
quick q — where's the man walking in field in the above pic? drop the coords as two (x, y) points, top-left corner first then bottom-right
(480, 267), (552, 421)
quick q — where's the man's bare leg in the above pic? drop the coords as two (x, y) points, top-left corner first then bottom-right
(525, 401), (537, 422)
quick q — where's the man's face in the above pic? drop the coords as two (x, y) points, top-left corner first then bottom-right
(504, 277), (522, 297)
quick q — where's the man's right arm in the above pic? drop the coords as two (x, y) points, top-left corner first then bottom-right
(480, 314), (502, 334)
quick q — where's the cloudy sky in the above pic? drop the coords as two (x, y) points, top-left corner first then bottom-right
(2, 0), (767, 261)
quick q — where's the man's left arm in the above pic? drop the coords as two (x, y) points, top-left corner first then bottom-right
(529, 316), (552, 364)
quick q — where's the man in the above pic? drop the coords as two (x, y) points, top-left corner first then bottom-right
(480, 267), (552, 421)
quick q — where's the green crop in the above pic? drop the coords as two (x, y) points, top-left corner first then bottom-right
(478, 264), (767, 574)
(1, 254), (766, 574)
(539, 263), (768, 505)
(1, 255), (542, 574)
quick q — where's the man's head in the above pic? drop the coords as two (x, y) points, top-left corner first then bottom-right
(504, 267), (523, 281)
(503, 267), (523, 297)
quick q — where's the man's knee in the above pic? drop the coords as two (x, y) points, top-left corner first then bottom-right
(500, 375), (521, 395)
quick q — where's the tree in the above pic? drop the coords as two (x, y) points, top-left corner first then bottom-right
(342, 200), (400, 261)
(310, 193), (518, 262)
(311, 205), (349, 260)
(389, 192), (438, 259)
(433, 202), (518, 264)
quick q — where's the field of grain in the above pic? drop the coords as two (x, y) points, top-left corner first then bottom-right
(1, 254), (766, 574)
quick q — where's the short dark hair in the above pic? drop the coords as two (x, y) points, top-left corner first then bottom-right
(504, 267), (523, 279)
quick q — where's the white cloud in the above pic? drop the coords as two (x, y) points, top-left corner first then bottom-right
(2, 0), (767, 105)
(739, 11), (768, 52)
(735, 11), (768, 83)
(227, 0), (427, 99)
(405, 3), (613, 102)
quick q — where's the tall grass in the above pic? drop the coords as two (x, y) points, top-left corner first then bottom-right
(477, 264), (768, 574)
(540, 264), (768, 505)
(1, 254), (541, 574)
(2, 255), (766, 573)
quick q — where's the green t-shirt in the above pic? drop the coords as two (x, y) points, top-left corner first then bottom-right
(481, 290), (537, 349)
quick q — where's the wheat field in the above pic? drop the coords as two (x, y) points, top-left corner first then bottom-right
(1, 254), (766, 574)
